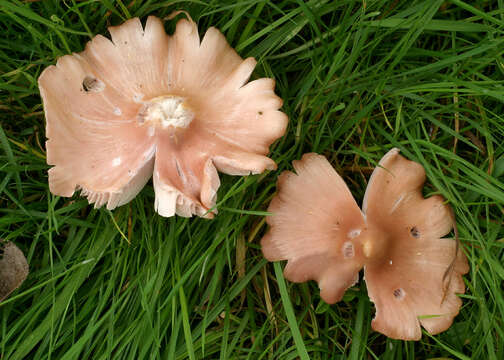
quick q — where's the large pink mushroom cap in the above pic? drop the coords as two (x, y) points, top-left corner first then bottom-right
(261, 149), (469, 340)
(38, 15), (287, 217)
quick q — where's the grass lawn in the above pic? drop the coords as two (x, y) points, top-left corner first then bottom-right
(1, 0), (504, 358)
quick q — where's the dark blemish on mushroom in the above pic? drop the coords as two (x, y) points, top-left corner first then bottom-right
(137, 105), (148, 124)
(82, 76), (105, 93)
(393, 288), (405, 300)
(410, 226), (420, 238)
(342, 241), (355, 259)
(175, 159), (183, 179)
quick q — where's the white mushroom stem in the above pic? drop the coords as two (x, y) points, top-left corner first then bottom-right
(139, 96), (194, 129)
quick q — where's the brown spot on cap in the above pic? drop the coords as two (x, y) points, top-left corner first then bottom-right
(410, 226), (420, 238)
(393, 288), (405, 300)
(82, 76), (105, 93)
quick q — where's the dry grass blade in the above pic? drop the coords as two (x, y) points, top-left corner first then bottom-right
(0, 241), (29, 302)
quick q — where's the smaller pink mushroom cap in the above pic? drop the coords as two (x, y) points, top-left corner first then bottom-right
(262, 153), (367, 303)
(261, 149), (469, 340)
(362, 148), (469, 340)
(39, 16), (287, 217)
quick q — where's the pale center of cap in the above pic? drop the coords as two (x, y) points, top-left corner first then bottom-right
(138, 96), (194, 129)
(362, 240), (373, 258)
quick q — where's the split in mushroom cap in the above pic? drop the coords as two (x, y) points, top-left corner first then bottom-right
(260, 149), (469, 340)
(39, 15), (287, 217)
(0, 241), (29, 302)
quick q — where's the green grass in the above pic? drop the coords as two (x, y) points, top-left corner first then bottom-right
(1, 0), (504, 358)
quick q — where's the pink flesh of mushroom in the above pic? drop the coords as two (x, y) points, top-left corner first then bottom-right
(39, 16), (287, 217)
(260, 149), (469, 340)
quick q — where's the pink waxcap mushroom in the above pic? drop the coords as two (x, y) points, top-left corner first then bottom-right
(362, 148), (469, 340)
(39, 15), (287, 217)
(261, 148), (468, 340)
(261, 153), (367, 303)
